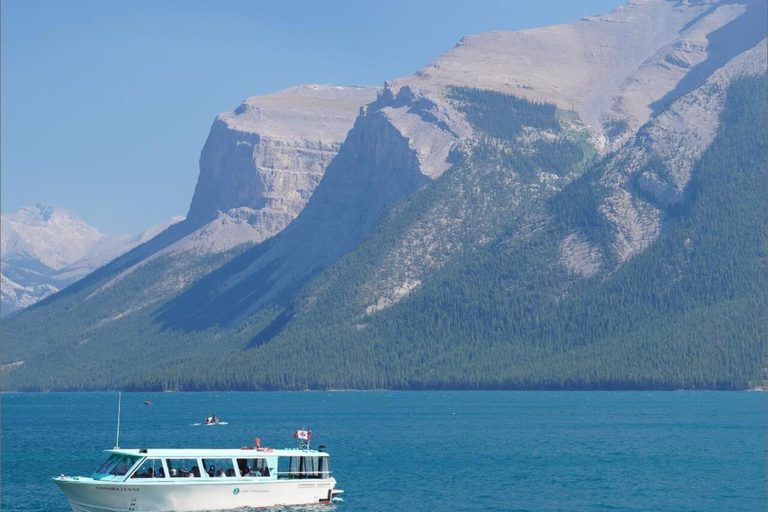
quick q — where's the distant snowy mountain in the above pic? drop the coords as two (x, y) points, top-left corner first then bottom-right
(0, 205), (183, 315)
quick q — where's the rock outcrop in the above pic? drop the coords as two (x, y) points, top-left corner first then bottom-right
(389, 0), (765, 149)
(597, 37), (767, 263)
(66, 85), (378, 311)
(159, 90), (437, 327)
(184, 84), (378, 253)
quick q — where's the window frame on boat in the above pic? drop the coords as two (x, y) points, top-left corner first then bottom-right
(202, 457), (241, 478)
(276, 454), (331, 479)
(164, 457), (204, 478)
(98, 452), (331, 482)
(129, 458), (167, 479)
(91, 453), (143, 481)
(235, 457), (271, 477)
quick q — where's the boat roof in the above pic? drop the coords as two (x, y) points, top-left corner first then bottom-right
(106, 447), (329, 458)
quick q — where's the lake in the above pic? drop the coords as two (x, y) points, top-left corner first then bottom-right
(1, 391), (765, 511)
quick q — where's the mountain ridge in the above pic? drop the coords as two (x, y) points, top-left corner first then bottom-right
(2, 0), (766, 390)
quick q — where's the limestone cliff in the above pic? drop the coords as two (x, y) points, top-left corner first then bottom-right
(184, 84), (378, 252)
(32, 85), (378, 322)
(161, 0), (768, 326)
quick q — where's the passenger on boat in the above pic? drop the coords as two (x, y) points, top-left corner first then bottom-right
(208, 465), (215, 477)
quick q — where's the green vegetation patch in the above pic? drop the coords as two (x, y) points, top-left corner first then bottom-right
(447, 86), (560, 139)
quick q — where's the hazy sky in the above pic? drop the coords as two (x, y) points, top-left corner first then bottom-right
(2, 0), (625, 234)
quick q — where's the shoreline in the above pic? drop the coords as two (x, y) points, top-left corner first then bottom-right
(2, 388), (766, 394)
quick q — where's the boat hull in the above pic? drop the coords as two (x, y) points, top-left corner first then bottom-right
(53, 477), (337, 512)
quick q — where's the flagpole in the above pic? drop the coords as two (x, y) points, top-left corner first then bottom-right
(115, 391), (122, 449)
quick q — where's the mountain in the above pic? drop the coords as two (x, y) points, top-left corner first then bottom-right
(1, 85), (377, 320)
(185, 84), (379, 251)
(2, 0), (766, 391)
(0, 84), (377, 338)
(157, 0), (767, 329)
(0, 205), (183, 316)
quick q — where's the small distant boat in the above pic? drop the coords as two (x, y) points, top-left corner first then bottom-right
(190, 416), (228, 427)
(52, 431), (342, 511)
(144, 401), (152, 406)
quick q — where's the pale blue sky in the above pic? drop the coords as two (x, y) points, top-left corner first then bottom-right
(2, 0), (625, 234)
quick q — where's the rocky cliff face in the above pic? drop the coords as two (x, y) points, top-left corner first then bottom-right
(593, 37), (767, 264)
(184, 85), (378, 253)
(390, 0), (765, 149)
(0, 86), (379, 322)
(160, 0), (767, 327)
(158, 91), (436, 327)
(0, 205), (183, 315)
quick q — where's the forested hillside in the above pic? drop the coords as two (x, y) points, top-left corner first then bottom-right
(3, 75), (765, 391)
(199, 74), (766, 391)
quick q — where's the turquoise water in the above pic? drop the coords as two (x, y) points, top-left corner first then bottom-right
(1, 392), (765, 511)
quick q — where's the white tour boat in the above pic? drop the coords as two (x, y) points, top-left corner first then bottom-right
(53, 431), (342, 512)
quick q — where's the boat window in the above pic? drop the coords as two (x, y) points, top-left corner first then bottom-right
(131, 458), (165, 478)
(277, 456), (299, 479)
(302, 456), (322, 479)
(236, 458), (270, 477)
(93, 454), (141, 477)
(202, 458), (236, 477)
(94, 454), (121, 475)
(277, 456), (326, 479)
(319, 456), (331, 479)
(165, 458), (202, 478)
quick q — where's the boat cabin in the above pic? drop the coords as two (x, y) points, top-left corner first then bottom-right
(89, 448), (332, 483)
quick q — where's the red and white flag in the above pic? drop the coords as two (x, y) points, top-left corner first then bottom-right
(294, 430), (312, 441)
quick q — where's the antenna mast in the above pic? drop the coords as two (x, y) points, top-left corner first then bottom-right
(114, 391), (122, 449)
